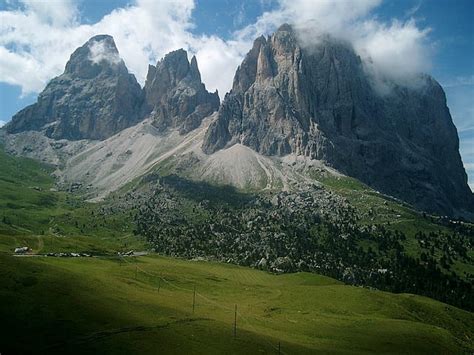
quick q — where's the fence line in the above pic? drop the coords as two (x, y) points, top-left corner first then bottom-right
(120, 255), (286, 354)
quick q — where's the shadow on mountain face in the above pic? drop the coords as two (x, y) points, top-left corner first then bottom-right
(159, 174), (256, 208)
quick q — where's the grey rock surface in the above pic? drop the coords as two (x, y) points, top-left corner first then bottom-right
(203, 24), (473, 218)
(5, 35), (143, 140)
(142, 49), (219, 134)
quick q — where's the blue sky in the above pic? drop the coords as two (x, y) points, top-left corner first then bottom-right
(0, 0), (472, 189)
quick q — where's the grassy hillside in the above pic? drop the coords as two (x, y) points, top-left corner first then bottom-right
(0, 253), (473, 354)
(0, 146), (473, 353)
(0, 146), (144, 253)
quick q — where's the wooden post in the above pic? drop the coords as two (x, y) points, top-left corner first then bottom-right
(233, 304), (237, 338)
(278, 341), (281, 354)
(157, 277), (161, 293)
(192, 285), (196, 314)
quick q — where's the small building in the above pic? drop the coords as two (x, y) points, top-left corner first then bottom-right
(14, 247), (29, 254)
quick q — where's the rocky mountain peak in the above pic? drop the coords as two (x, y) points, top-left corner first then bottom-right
(143, 49), (219, 134)
(5, 34), (143, 140)
(190, 55), (201, 81)
(64, 34), (125, 79)
(158, 49), (191, 85)
(202, 24), (473, 218)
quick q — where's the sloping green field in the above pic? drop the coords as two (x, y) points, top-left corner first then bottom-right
(0, 146), (473, 354)
(1, 253), (473, 354)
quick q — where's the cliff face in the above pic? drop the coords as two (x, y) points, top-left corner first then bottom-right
(203, 24), (473, 217)
(6, 35), (143, 140)
(142, 49), (219, 134)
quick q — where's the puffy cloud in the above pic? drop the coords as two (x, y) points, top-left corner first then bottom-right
(191, 36), (245, 95)
(0, 120), (6, 127)
(0, 0), (199, 95)
(279, 0), (381, 35)
(18, 0), (79, 27)
(235, 0), (432, 92)
(88, 38), (122, 65)
(0, 46), (45, 92)
(0, 6), (94, 94)
(354, 19), (432, 93)
(0, 0), (438, 98)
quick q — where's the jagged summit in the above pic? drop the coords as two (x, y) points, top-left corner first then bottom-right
(6, 34), (143, 140)
(64, 34), (124, 77)
(5, 39), (219, 140)
(203, 24), (473, 218)
(2, 25), (472, 218)
(142, 48), (219, 134)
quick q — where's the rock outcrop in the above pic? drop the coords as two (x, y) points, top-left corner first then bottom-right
(142, 49), (219, 134)
(203, 24), (473, 217)
(5, 35), (143, 140)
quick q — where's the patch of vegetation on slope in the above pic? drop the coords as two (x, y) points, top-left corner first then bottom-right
(132, 174), (474, 311)
(0, 253), (472, 354)
(0, 145), (472, 352)
(312, 171), (474, 278)
(0, 146), (145, 254)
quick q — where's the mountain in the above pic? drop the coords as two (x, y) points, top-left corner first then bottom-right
(5, 36), (219, 142)
(142, 49), (219, 134)
(0, 26), (474, 346)
(5, 35), (143, 140)
(1, 27), (472, 220)
(202, 24), (473, 218)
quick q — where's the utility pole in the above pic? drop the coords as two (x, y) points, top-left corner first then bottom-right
(233, 304), (237, 338)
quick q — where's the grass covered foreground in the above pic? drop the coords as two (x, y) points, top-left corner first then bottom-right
(0, 145), (473, 354)
(0, 253), (473, 354)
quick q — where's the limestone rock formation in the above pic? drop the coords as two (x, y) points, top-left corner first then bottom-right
(202, 24), (473, 217)
(5, 35), (143, 140)
(142, 49), (219, 134)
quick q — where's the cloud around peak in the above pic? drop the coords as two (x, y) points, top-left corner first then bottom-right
(236, 0), (432, 92)
(88, 38), (121, 66)
(0, 0), (434, 98)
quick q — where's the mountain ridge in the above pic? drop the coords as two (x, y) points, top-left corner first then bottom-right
(1, 25), (473, 219)
(202, 24), (473, 218)
(5, 35), (144, 140)
(142, 48), (220, 134)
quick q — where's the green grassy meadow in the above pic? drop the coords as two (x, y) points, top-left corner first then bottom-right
(0, 146), (473, 353)
(1, 253), (473, 354)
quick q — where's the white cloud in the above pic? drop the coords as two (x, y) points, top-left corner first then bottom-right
(191, 36), (245, 95)
(353, 19), (432, 93)
(0, 46), (45, 93)
(0, 6), (94, 94)
(0, 120), (6, 128)
(0, 0), (249, 97)
(0, 0), (440, 98)
(88, 39), (121, 65)
(19, 0), (79, 27)
(233, 0), (432, 93)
